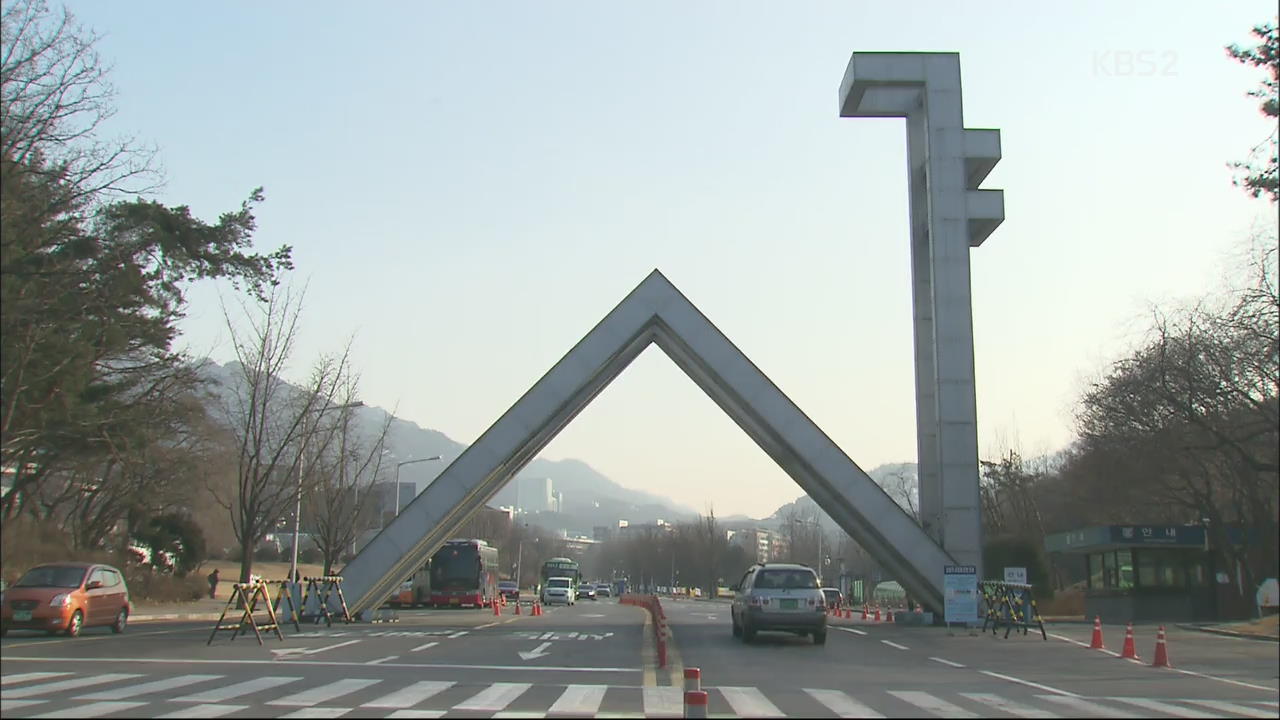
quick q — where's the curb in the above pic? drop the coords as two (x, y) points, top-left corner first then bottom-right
(1175, 624), (1280, 643)
(131, 612), (223, 623)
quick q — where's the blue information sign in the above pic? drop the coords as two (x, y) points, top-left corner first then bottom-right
(944, 565), (978, 624)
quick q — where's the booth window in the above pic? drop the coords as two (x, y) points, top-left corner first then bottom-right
(1116, 550), (1134, 589)
(1137, 551), (1157, 588)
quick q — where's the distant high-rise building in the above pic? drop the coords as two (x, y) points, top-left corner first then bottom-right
(551, 491), (563, 513)
(525, 477), (553, 512)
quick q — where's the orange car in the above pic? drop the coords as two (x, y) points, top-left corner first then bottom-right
(1, 562), (131, 637)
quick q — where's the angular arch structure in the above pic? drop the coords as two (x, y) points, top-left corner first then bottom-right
(342, 270), (958, 615)
(341, 51), (1003, 616)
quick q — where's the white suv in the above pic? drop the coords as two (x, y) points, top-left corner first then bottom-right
(541, 576), (576, 606)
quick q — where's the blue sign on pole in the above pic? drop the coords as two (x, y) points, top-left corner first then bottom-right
(944, 565), (978, 625)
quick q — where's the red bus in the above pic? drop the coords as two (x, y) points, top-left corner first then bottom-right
(429, 539), (499, 608)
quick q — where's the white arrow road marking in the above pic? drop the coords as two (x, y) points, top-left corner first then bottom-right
(272, 640), (362, 660)
(582, 614), (605, 618)
(518, 642), (553, 660)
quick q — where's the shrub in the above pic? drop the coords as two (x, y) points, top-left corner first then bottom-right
(983, 534), (1053, 600)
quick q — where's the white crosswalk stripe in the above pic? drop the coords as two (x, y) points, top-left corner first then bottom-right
(364, 680), (455, 708)
(1037, 695), (1142, 717)
(1181, 699), (1280, 718)
(548, 684), (609, 715)
(173, 676), (301, 703)
(154, 704), (248, 719)
(0, 673), (72, 686)
(451, 682), (532, 712)
(804, 688), (885, 718)
(888, 690), (982, 718)
(959, 692), (1061, 718)
(720, 686), (786, 717)
(2, 670), (1275, 719)
(2, 673), (143, 699)
(1109, 697), (1227, 718)
(78, 673), (224, 700)
(27, 700), (147, 718)
(267, 678), (382, 707)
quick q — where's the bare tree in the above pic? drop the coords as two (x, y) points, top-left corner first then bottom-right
(214, 283), (348, 584)
(302, 370), (391, 575)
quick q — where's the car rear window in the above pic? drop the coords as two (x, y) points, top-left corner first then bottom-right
(16, 566), (86, 588)
(753, 569), (818, 590)
(499, 582), (517, 589)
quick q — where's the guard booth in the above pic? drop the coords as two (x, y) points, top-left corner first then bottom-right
(1045, 524), (1253, 622)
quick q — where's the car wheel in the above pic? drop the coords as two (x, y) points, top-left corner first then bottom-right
(112, 608), (128, 634)
(813, 629), (827, 645)
(65, 610), (83, 637)
(731, 615), (742, 637)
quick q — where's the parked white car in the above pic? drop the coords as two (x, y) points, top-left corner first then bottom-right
(541, 576), (576, 606)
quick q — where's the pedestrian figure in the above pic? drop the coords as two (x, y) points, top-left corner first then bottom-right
(207, 568), (220, 599)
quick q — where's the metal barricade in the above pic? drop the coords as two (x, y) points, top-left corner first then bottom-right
(979, 580), (1046, 640)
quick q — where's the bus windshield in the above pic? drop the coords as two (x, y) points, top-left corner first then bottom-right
(431, 545), (480, 590)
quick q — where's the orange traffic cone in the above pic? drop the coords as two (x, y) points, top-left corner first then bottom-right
(1089, 616), (1105, 649)
(492, 599), (501, 616)
(843, 608), (851, 619)
(874, 607), (881, 622)
(1151, 625), (1171, 668)
(515, 601), (522, 615)
(886, 609), (894, 623)
(1120, 622), (1139, 660)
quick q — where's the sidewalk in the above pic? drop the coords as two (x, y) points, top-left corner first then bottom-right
(131, 596), (228, 623)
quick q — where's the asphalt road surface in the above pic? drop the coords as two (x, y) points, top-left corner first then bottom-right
(2, 597), (1277, 718)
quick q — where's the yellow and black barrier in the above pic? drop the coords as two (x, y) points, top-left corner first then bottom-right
(207, 579), (284, 645)
(299, 575), (353, 626)
(979, 580), (1046, 640)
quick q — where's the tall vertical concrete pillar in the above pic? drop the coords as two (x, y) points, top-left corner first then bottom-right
(839, 53), (1004, 574)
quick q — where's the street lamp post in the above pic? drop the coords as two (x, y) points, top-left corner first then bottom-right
(392, 456), (443, 519)
(289, 400), (364, 584)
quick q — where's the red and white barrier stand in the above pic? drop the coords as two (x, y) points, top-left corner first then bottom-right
(1151, 625), (1171, 668)
(1119, 621), (1139, 660)
(684, 667), (701, 693)
(1089, 616), (1105, 650)
(684, 690), (708, 719)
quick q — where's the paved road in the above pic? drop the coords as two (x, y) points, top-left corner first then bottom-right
(2, 597), (1277, 718)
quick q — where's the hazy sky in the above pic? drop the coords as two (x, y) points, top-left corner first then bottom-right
(64, 1), (1276, 518)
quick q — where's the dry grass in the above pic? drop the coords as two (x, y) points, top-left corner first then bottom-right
(1220, 613), (1280, 638)
(1037, 588), (1085, 618)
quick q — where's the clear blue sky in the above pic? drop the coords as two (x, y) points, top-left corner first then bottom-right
(66, 1), (1277, 518)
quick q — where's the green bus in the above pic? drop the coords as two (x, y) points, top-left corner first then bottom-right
(539, 557), (580, 592)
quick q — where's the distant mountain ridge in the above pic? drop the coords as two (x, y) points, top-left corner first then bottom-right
(197, 360), (699, 529)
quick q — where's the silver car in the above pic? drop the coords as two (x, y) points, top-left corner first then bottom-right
(730, 563), (827, 644)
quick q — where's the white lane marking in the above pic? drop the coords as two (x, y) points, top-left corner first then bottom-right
(1038, 696), (1140, 718)
(28, 701), (147, 718)
(155, 705), (248, 719)
(804, 688), (885, 718)
(540, 631), (555, 640)
(834, 626), (867, 636)
(451, 682), (532, 712)
(365, 681), (455, 708)
(0, 700), (46, 712)
(410, 641), (439, 652)
(366, 656), (398, 665)
(79, 674), (223, 700)
(929, 657), (966, 668)
(385, 712), (445, 719)
(1, 673), (72, 686)
(978, 671), (1079, 697)
(476, 622), (499, 628)
(447, 631), (469, 638)
(880, 640), (909, 650)
(174, 676), (301, 703)
(299, 640), (363, 656)
(3, 673), (143, 699)
(888, 691), (981, 718)
(548, 684), (608, 715)
(1108, 697), (1224, 718)
(1172, 667), (1280, 693)
(960, 693), (1061, 718)
(278, 709), (353, 719)
(642, 686), (683, 718)
(719, 686), (785, 717)
(269, 678), (382, 707)
(1182, 699), (1279, 718)
(519, 641), (553, 660)
(1046, 632), (1090, 648)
